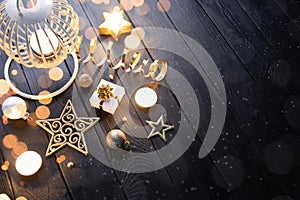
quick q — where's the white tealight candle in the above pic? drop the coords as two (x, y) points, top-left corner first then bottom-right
(135, 87), (158, 108)
(15, 151), (42, 176)
(30, 28), (59, 56)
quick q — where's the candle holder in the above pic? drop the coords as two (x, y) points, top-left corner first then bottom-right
(0, 0), (80, 100)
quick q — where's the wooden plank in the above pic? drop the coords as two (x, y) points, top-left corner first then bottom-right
(67, 1), (179, 199)
(135, 2), (292, 197)
(156, 0), (295, 197)
(0, 123), (15, 199)
(18, 55), (129, 199)
(196, 0), (297, 109)
(77, 0), (226, 199)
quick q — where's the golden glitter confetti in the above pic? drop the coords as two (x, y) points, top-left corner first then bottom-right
(38, 91), (53, 105)
(67, 162), (74, 168)
(48, 67), (64, 81)
(1, 165), (8, 171)
(12, 142), (28, 156)
(56, 155), (66, 164)
(2, 115), (8, 125)
(108, 74), (114, 81)
(11, 70), (18, 76)
(0, 79), (10, 95)
(122, 117), (127, 122)
(125, 34), (141, 49)
(2, 134), (18, 149)
(120, 0), (133, 11)
(131, 0), (144, 7)
(157, 0), (171, 12)
(35, 106), (51, 120)
(1, 161), (9, 171)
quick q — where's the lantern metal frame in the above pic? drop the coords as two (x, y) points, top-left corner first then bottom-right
(0, 0), (80, 100)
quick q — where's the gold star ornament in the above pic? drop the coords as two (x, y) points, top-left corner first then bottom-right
(146, 115), (174, 142)
(36, 100), (100, 157)
(99, 10), (132, 41)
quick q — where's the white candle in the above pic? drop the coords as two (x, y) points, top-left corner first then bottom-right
(30, 28), (59, 56)
(135, 87), (157, 108)
(15, 151), (42, 176)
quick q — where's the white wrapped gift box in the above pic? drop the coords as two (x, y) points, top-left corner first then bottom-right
(89, 79), (125, 114)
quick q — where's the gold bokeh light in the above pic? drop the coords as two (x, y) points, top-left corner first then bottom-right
(2, 134), (18, 149)
(48, 67), (64, 81)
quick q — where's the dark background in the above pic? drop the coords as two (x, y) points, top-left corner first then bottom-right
(0, 0), (300, 199)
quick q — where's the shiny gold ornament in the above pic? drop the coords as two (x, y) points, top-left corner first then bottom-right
(99, 10), (132, 41)
(67, 162), (74, 168)
(106, 129), (130, 151)
(36, 100), (100, 157)
(146, 115), (174, 142)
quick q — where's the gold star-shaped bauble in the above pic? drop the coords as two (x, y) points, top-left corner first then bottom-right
(99, 10), (132, 41)
(36, 100), (100, 157)
(146, 115), (174, 142)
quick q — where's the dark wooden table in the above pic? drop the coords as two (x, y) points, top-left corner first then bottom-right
(1, 0), (300, 199)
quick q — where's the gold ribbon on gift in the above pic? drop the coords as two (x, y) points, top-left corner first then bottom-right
(106, 41), (167, 81)
(97, 84), (117, 108)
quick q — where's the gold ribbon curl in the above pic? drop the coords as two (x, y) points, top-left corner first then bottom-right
(76, 36), (105, 66)
(106, 41), (167, 81)
(76, 37), (168, 81)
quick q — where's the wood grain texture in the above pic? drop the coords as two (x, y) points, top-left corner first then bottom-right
(0, 0), (299, 199)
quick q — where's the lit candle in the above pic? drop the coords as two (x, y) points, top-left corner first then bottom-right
(15, 151), (42, 176)
(135, 87), (158, 108)
(30, 28), (60, 57)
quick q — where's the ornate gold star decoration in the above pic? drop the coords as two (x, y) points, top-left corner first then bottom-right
(146, 115), (174, 142)
(36, 100), (100, 157)
(99, 10), (132, 41)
